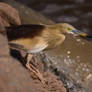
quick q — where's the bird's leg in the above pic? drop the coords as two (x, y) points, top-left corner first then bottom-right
(26, 53), (45, 84)
(26, 53), (33, 70)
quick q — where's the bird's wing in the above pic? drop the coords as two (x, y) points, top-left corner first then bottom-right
(9, 39), (48, 53)
(5, 24), (45, 41)
(27, 38), (48, 53)
(27, 43), (48, 53)
(9, 35), (48, 53)
(9, 42), (27, 51)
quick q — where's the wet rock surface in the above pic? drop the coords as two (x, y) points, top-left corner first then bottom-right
(0, 2), (66, 92)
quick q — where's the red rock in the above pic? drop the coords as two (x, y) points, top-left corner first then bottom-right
(0, 2), (21, 25)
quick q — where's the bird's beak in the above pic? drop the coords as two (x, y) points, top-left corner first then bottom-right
(72, 29), (87, 37)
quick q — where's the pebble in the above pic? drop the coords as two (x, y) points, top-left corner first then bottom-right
(76, 56), (80, 59)
(75, 72), (79, 76)
(81, 42), (85, 45)
(67, 51), (71, 54)
(85, 68), (90, 72)
(86, 74), (92, 80)
(67, 55), (70, 58)
(76, 39), (81, 42)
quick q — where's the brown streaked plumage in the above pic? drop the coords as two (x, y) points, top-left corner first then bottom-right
(6, 24), (45, 41)
(4, 23), (88, 53)
(5, 23), (87, 53)
(5, 23), (70, 53)
(3, 23), (87, 84)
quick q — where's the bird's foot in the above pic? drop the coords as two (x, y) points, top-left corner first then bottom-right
(26, 54), (45, 84)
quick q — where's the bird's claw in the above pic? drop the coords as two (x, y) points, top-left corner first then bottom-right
(26, 54), (45, 84)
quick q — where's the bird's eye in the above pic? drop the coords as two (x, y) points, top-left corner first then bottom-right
(68, 27), (72, 31)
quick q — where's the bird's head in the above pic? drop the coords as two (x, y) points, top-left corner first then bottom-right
(56, 23), (87, 37)
(44, 23), (88, 49)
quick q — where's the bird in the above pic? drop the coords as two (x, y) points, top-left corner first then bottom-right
(1, 23), (88, 83)
(5, 23), (87, 50)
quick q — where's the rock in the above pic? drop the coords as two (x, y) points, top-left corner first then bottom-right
(44, 72), (66, 92)
(0, 34), (9, 56)
(0, 15), (10, 27)
(0, 34), (36, 92)
(0, 2), (21, 25)
(2, 0), (54, 25)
